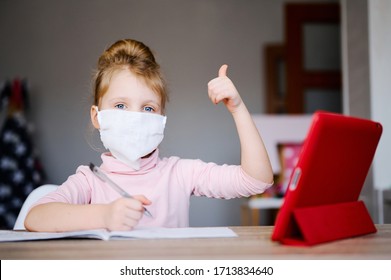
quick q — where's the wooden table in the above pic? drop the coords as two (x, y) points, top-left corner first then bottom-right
(1, 225), (390, 259)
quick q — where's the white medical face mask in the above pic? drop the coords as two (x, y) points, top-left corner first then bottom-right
(94, 107), (167, 170)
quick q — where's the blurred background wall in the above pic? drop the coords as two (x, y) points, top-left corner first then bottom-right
(0, 0), (364, 227)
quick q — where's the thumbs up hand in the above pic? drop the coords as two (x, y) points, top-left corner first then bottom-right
(208, 64), (243, 114)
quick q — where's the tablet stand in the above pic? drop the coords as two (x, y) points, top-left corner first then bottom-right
(280, 201), (377, 246)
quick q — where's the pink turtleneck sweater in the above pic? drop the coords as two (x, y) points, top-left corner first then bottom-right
(34, 150), (272, 228)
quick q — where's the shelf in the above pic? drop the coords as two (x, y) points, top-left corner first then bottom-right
(248, 197), (284, 209)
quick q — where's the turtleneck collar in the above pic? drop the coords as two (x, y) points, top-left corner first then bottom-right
(100, 149), (160, 175)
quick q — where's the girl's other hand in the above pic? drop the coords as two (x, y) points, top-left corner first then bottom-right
(207, 64), (243, 114)
(103, 195), (151, 231)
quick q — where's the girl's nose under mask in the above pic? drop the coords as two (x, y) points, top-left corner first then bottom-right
(94, 106), (167, 170)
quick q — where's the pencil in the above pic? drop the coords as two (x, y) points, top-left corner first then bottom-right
(89, 163), (153, 218)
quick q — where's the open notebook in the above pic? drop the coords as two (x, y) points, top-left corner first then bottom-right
(0, 227), (237, 242)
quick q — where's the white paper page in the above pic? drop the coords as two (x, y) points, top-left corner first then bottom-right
(0, 227), (237, 242)
(110, 227), (238, 239)
(0, 230), (108, 242)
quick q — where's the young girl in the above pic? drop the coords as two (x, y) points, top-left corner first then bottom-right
(25, 39), (273, 232)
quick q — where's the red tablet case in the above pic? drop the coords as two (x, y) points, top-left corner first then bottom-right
(271, 111), (382, 246)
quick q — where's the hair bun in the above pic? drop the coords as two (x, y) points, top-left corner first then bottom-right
(97, 39), (157, 71)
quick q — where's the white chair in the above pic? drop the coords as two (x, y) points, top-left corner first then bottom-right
(13, 184), (58, 230)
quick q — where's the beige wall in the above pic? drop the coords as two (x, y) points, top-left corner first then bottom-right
(342, 0), (391, 223)
(0, 0), (337, 226)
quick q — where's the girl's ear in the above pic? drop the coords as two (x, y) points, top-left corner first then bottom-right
(90, 106), (100, 129)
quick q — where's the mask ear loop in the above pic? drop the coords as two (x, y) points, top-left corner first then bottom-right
(92, 105), (101, 125)
(85, 105), (105, 153)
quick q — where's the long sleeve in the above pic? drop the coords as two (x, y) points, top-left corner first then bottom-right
(175, 159), (272, 199)
(33, 167), (93, 206)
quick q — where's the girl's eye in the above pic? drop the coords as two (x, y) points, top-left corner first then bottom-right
(115, 104), (126, 110)
(143, 106), (155, 112)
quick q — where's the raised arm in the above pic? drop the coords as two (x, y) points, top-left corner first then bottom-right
(207, 65), (273, 184)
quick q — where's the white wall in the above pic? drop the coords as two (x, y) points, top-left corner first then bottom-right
(341, 0), (375, 217)
(368, 0), (391, 191)
(368, 0), (391, 223)
(0, 0), (334, 226)
(341, 0), (391, 223)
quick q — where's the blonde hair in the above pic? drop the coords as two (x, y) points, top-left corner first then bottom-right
(93, 39), (168, 113)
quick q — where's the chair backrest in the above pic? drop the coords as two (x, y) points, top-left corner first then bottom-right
(13, 184), (58, 230)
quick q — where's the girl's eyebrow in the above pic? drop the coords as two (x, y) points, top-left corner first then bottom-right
(107, 97), (128, 103)
(144, 99), (161, 107)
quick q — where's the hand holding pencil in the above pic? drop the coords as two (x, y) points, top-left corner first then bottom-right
(89, 163), (152, 231)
